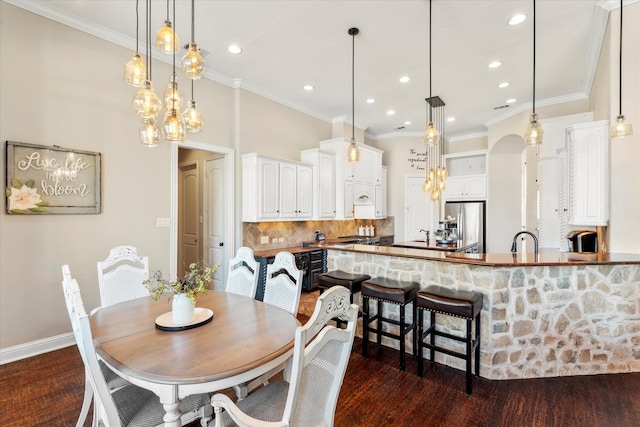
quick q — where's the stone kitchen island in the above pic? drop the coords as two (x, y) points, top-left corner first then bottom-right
(326, 244), (640, 380)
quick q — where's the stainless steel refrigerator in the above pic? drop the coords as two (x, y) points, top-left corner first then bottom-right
(444, 201), (486, 253)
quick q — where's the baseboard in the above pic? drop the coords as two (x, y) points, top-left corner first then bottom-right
(0, 333), (75, 365)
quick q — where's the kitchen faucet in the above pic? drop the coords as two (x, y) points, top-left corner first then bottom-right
(419, 229), (430, 241)
(511, 231), (539, 254)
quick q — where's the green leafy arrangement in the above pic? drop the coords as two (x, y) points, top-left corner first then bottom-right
(6, 178), (48, 213)
(144, 260), (220, 305)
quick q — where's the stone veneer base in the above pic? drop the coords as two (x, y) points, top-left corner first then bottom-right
(328, 249), (640, 380)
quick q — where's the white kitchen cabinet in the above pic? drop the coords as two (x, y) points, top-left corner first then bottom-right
(300, 149), (336, 219)
(376, 166), (387, 218)
(242, 153), (313, 222)
(442, 175), (486, 201)
(319, 138), (383, 219)
(566, 120), (609, 226)
(279, 162), (313, 219)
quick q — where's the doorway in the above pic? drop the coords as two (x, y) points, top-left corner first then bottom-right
(170, 142), (235, 290)
(404, 175), (438, 241)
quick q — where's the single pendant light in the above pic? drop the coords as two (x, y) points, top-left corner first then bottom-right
(163, 73), (183, 111)
(184, 79), (204, 132)
(163, 0), (186, 143)
(347, 27), (360, 163)
(525, 0), (543, 145)
(156, 0), (179, 55)
(124, 0), (146, 87)
(423, 0), (440, 147)
(140, 117), (160, 147)
(182, 0), (206, 80)
(611, 0), (633, 138)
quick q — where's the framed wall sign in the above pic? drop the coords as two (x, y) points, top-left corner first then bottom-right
(5, 141), (101, 214)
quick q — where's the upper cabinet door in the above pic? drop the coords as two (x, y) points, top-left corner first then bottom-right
(296, 165), (313, 219)
(258, 157), (280, 220)
(279, 162), (298, 219)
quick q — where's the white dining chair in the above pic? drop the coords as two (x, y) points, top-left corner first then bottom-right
(225, 247), (259, 298)
(262, 251), (303, 315)
(212, 286), (358, 427)
(62, 270), (212, 427)
(96, 245), (150, 307)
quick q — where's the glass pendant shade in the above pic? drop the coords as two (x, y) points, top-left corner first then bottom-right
(183, 100), (204, 132)
(347, 137), (360, 162)
(163, 109), (186, 143)
(524, 113), (543, 146)
(182, 43), (206, 80)
(123, 52), (147, 87)
(163, 74), (183, 111)
(423, 179), (432, 192)
(133, 81), (162, 118)
(156, 20), (179, 54)
(431, 188), (441, 202)
(140, 117), (160, 147)
(423, 122), (440, 146)
(611, 115), (633, 138)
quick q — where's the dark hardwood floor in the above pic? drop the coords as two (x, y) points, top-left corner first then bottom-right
(2, 290), (640, 426)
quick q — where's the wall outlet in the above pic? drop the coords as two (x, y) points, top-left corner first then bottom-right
(278, 237), (284, 243)
(260, 236), (270, 244)
(156, 218), (170, 227)
(272, 237), (278, 243)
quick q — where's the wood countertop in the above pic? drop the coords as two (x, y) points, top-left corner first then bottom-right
(392, 240), (478, 252)
(325, 243), (640, 266)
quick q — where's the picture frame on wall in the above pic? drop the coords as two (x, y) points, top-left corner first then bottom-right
(5, 141), (101, 214)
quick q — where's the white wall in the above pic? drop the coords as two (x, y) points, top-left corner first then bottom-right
(0, 3), (331, 352)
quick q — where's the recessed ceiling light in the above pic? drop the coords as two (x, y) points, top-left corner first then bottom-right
(508, 14), (527, 26)
(399, 76), (410, 83)
(506, 98), (516, 104)
(387, 110), (395, 115)
(404, 121), (411, 125)
(498, 82), (510, 88)
(228, 44), (242, 54)
(447, 117), (456, 122)
(488, 61), (502, 69)
(366, 98), (375, 104)
(303, 85), (314, 91)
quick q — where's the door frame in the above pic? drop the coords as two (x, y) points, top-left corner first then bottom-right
(169, 141), (235, 281)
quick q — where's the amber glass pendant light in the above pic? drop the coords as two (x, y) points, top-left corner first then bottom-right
(156, 0), (179, 54)
(182, 0), (206, 80)
(347, 27), (360, 163)
(123, 0), (146, 88)
(184, 80), (204, 132)
(611, 0), (633, 138)
(162, 0), (185, 143)
(423, 0), (440, 147)
(524, 0), (543, 146)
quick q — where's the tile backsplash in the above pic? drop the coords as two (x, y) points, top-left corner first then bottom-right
(243, 217), (394, 250)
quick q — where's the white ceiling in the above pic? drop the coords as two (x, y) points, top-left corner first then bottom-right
(6, 0), (627, 140)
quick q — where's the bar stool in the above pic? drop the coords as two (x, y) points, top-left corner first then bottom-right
(361, 277), (419, 371)
(318, 270), (370, 327)
(416, 285), (483, 395)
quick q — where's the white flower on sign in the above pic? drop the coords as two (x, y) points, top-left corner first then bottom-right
(6, 179), (48, 213)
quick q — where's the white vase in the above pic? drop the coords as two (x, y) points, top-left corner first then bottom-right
(172, 294), (195, 325)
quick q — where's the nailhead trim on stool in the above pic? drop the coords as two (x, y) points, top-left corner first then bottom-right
(318, 271), (370, 327)
(416, 285), (483, 395)
(361, 277), (419, 371)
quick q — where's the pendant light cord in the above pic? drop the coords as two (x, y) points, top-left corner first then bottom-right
(166, 0), (170, 21)
(532, 0), (536, 115)
(351, 30), (355, 141)
(146, 0), (151, 81)
(191, 0), (195, 44)
(429, 0), (433, 123)
(618, 0), (623, 116)
(135, 0), (139, 53)
(172, 0), (176, 105)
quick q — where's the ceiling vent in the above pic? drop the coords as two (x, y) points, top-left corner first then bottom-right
(493, 104), (509, 110)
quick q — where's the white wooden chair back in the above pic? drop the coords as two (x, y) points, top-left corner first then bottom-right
(97, 245), (149, 307)
(225, 247), (259, 298)
(212, 286), (358, 427)
(263, 252), (303, 315)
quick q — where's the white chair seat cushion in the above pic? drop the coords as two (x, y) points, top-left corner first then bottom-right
(219, 380), (288, 426)
(114, 384), (210, 427)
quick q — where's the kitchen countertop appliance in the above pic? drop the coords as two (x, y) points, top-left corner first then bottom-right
(435, 220), (458, 244)
(566, 230), (597, 253)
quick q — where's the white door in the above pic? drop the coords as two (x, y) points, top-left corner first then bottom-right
(178, 161), (200, 278)
(405, 176), (434, 241)
(204, 157), (226, 291)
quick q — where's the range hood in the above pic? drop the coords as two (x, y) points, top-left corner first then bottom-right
(353, 194), (376, 219)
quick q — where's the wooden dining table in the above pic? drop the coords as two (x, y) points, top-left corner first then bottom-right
(90, 290), (299, 427)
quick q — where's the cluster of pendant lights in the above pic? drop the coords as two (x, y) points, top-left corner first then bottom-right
(422, 0), (447, 202)
(123, 0), (205, 147)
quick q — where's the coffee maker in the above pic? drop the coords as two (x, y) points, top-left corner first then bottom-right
(566, 230), (597, 253)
